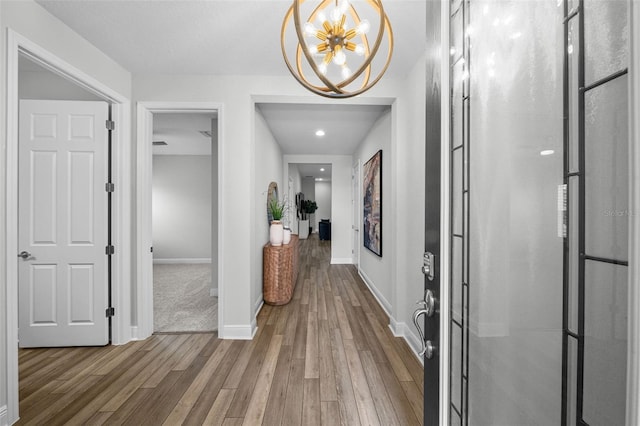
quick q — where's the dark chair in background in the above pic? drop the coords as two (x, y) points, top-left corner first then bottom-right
(319, 219), (331, 240)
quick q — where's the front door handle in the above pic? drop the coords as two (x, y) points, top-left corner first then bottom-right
(18, 251), (32, 259)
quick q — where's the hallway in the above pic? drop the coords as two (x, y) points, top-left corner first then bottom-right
(16, 235), (423, 425)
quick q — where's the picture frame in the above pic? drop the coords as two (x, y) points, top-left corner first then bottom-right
(363, 150), (382, 256)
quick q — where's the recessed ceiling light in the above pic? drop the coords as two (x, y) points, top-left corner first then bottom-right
(320, 168), (325, 172)
(315, 130), (325, 137)
(540, 149), (555, 156)
(317, 178), (323, 181)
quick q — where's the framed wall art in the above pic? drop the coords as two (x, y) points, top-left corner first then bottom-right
(363, 150), (382, 256)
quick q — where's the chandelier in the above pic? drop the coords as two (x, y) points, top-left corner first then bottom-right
(281, 0), (393, 98)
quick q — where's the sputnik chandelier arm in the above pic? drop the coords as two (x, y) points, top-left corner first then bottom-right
(281, 0), (393, 98)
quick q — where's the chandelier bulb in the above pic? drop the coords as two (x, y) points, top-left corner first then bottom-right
(355, 44), (365, 56)
(309, 44), (318, 54)
(304, 22), (317, 37)
(341, 65), (352, 80)
(356, 19), (370, 35)
(318, 62), (328, 75)
(333, 49), (346, 66)
(331, 8), (342, 24)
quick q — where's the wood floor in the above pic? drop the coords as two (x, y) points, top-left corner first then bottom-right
(17, 234), (424, 425)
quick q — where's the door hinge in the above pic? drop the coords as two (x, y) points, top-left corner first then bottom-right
(105, 120), (115, 131)
(106, 245), (115, 255)
(105, 182), (115, 192)
(106, 307), (115, 318)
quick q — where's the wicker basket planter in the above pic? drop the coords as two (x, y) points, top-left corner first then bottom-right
(263, 235), (299, 305)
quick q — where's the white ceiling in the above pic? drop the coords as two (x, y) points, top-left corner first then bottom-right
(296, 164), (332, 181)
(152, 113), (216, 155)
(32, 0), (424, 157)
(35, 0), (425, 77)
(257, 103), (390, 155)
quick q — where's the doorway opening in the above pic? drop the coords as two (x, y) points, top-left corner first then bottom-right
(6, 31), (132, 423)
(151, 112), (218, 333)
(136, 102), (222, 339)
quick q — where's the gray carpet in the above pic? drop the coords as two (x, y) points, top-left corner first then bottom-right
(153, 263), (218, 333)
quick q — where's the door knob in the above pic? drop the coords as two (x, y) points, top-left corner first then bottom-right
(18, 251), (32, 259)
(423, 340), (436, 359)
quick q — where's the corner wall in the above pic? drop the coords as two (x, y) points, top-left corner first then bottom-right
(253, 107), (284, 320)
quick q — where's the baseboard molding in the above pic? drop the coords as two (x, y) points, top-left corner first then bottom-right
(210, 288), (219, 297)
(130, 326), (140, 341)
(221, 324), (256, 340)
(389, 319), (424, 365)
(330, 257), (353, 265)
(357, 269), (392, 316)
(0, 405), (8, 426)
(153, 258), (212, 264)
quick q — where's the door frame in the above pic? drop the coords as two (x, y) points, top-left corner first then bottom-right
(628, 1), (640, 423)
(4, 29), (132, 422)
(351, 160), (361, 268)
(135, 102), (224, 339)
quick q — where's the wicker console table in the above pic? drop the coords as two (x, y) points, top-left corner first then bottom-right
(263, 235), (299, 305)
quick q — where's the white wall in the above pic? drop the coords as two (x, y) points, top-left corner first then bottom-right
(152, 155), (212, 261)
(393, 54), (427, 354)
(19, 69), (104, 101)
(354, 110), (393, 310)
(315, 181), (332, 230)
(0, 1), (133, 423)
(284, 155), (353, 263)
(253, 107), (284, 317)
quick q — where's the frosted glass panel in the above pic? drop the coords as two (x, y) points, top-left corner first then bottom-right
(583, 260), (627, 425)
(451, 9), (463, 61)
(465, 0), (564, 424)
(452, 236), (463, 323)
(451, 322), (462, 412)
(567, 17), (580, 172)
(452, 61), (464, 149)
(584, 0), (628, 85)
(585, 75), (629, 261)
(453, 148), (463, 235)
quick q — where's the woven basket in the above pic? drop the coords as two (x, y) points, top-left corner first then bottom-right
(263, 235), (299, 305)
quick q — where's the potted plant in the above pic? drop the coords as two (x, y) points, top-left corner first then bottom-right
(268, 197), (287, 246)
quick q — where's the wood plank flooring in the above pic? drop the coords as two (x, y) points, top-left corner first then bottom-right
(17, 234), (424, 425)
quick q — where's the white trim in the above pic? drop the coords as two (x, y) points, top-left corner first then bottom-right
(222, 324), (257, 340)
(136, 102), (224, 341)
(627, 1), (640, 424)
(358, 270), (392, 317)
(152, 258), (212, 264)
(389, 319), (424, 365)
(439, 0), (452, 424)
(130, 326), (140, 341)
(4, 29), (131, 423)
(330, 257), (353, 265)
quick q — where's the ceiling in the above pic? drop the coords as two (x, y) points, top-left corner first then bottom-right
(296, 164), (332, 181)
(257, 103), (389, 155)
(152, 113), (216, 156)
(30, 0), (424, 159)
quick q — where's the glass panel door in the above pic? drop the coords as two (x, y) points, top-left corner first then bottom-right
(446, 0), (631, 424)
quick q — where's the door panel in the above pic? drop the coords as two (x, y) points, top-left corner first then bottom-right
(423, 0), (442, 424)
(19, 99), (109, 348)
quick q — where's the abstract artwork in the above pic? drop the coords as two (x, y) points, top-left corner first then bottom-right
(363, 150), (382, 256)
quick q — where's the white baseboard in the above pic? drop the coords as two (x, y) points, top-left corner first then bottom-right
(330, 257), (353, 265)
(358, 269), (392, 316)
(222, 324), (257, 340)
(0, 405), (8, 426)
(210, 288), (218, 297)
(130, 326), (140, 340)
(153, 258), (212, 264)
(389, 319), (424, 365)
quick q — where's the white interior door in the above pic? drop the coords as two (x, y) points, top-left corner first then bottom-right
(18, 99), (109, 348)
